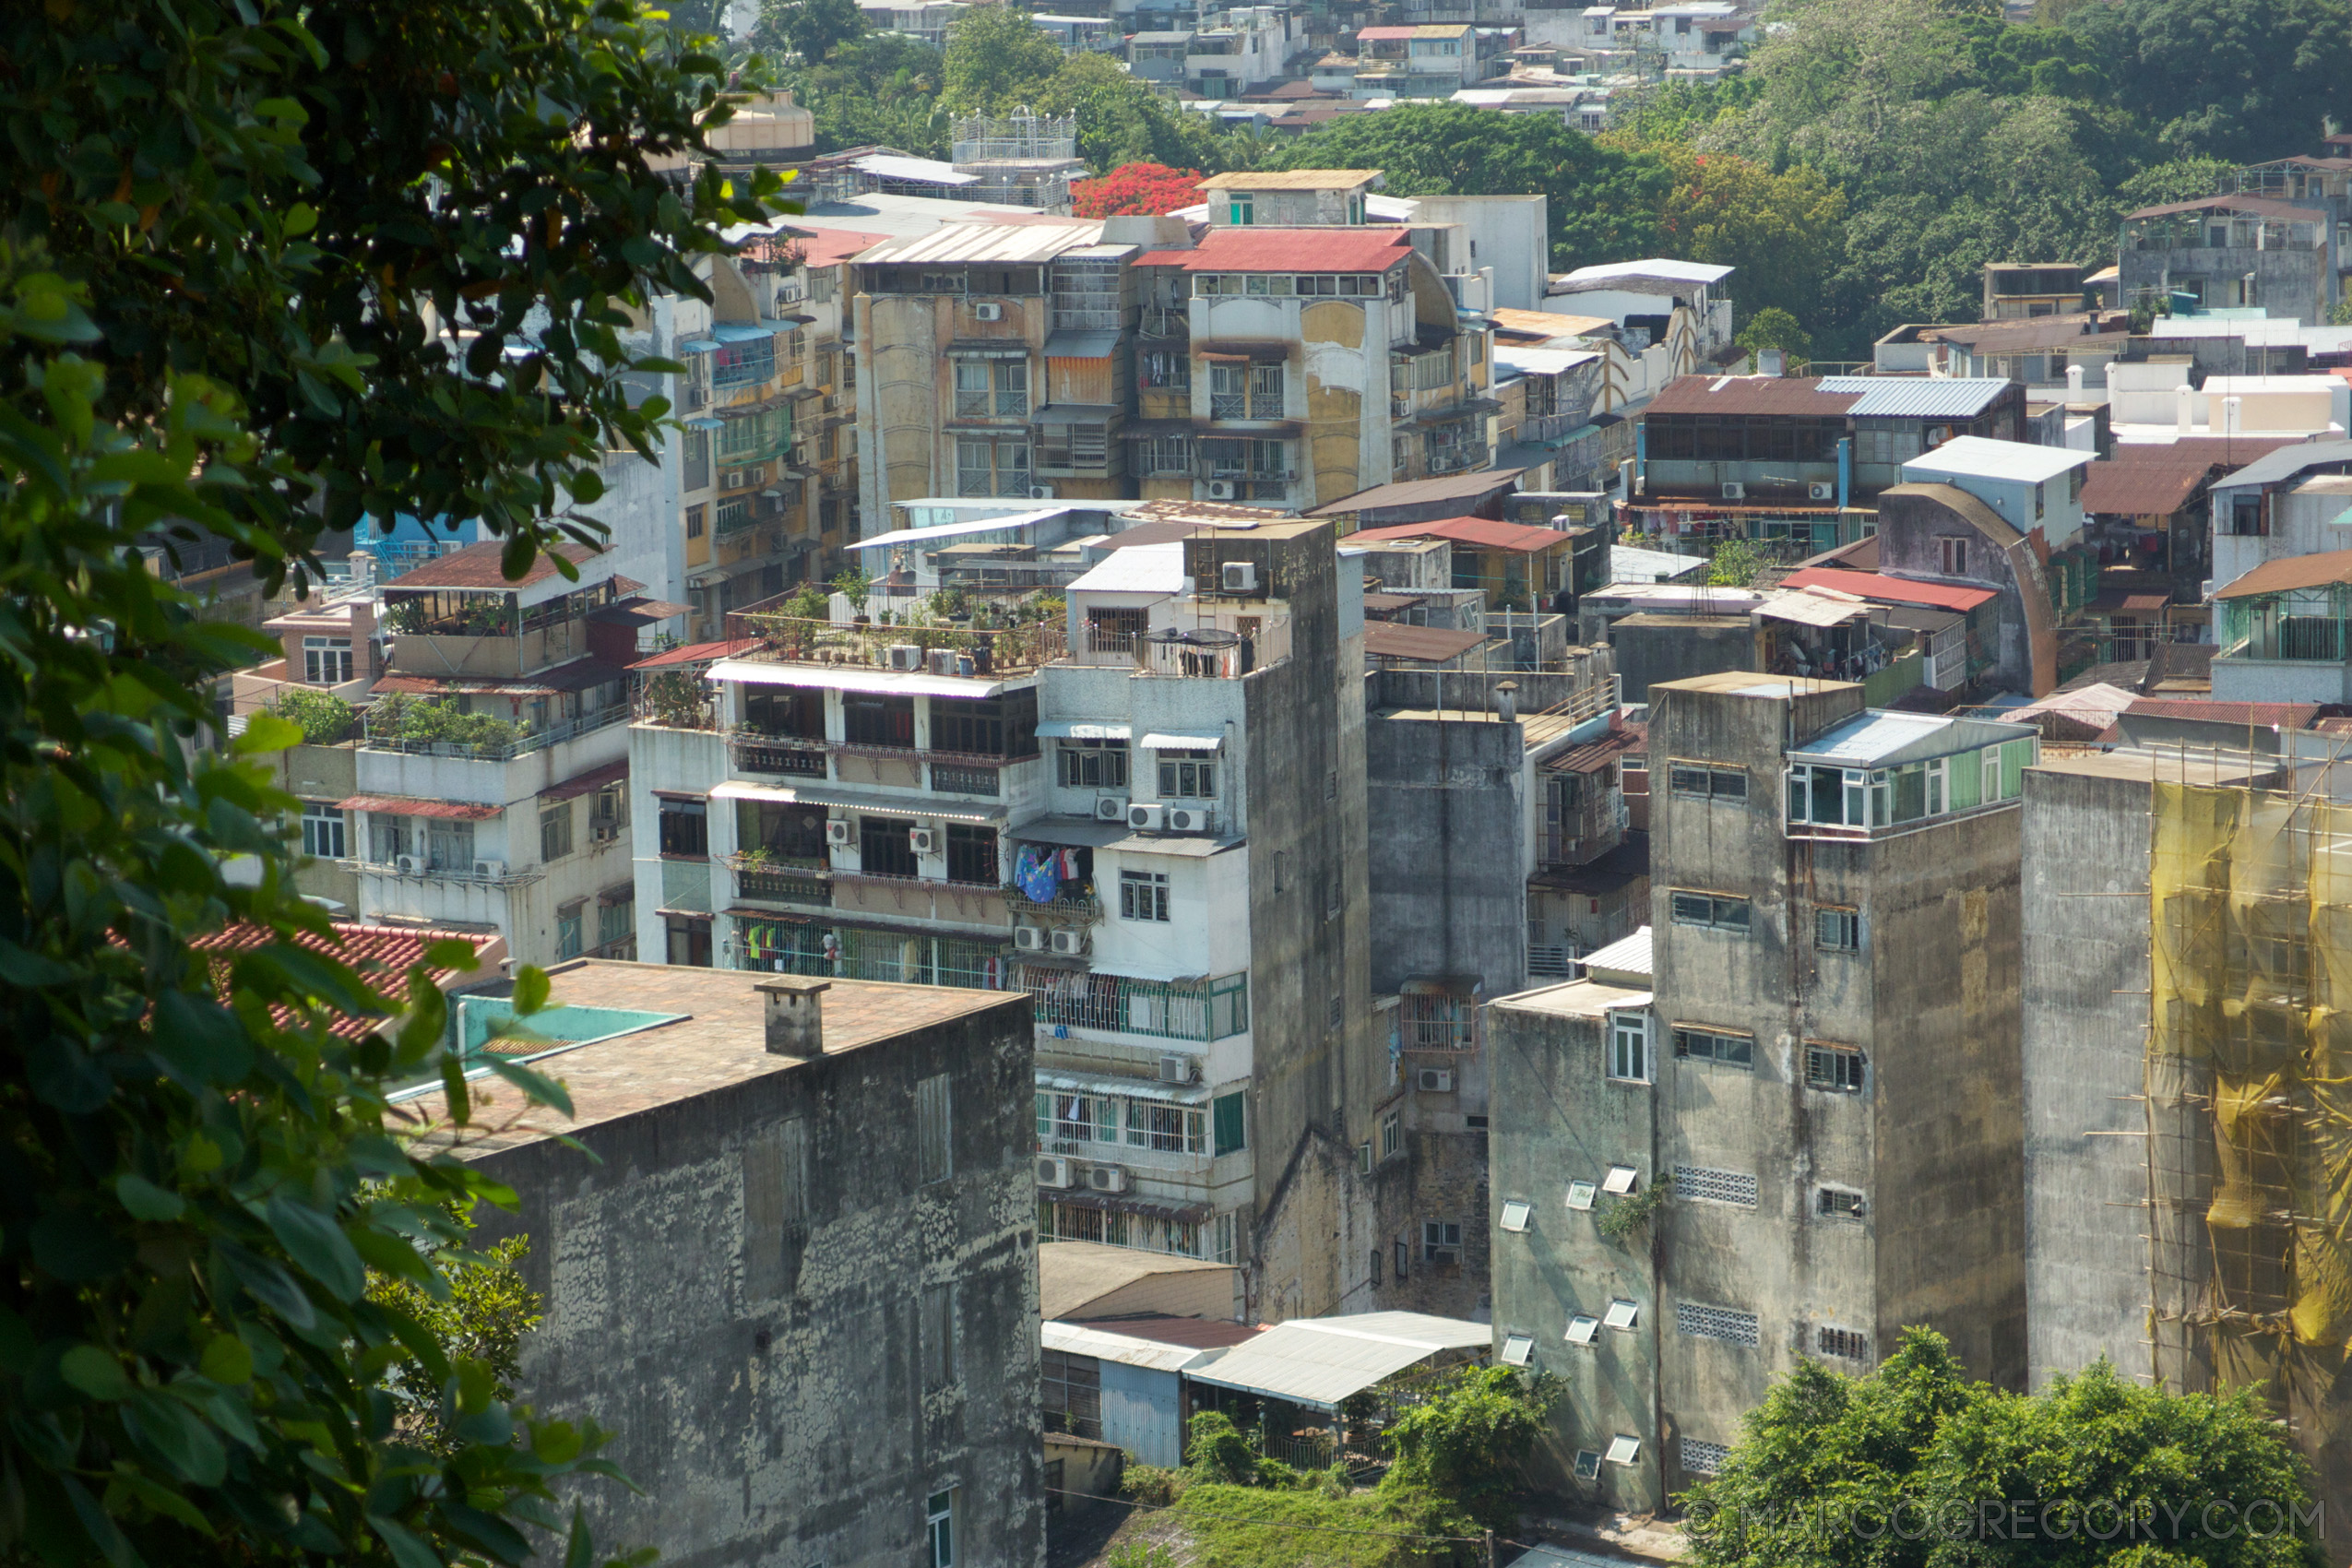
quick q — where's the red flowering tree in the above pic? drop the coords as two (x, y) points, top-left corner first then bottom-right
(1072, 162), (1206, 218)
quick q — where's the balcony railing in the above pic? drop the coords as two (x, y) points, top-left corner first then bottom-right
(1015, 964), (1249, 1042)
(731, 734), (829, 776)
(1004, 883), (1103, 921)
(1048, 621), (1292, 676)
(735, 865), (831, 906)
(360, 702), (630, 761)
(733, 614), (1068, 677)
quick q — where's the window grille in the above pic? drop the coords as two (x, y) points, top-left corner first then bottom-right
(1816, 907), (1861, 951)
(1673, 1027), (1753, 1068)
(1669, 890), (1752, 932)
(1682, 1439), (1731, 1475)
(1673, 1165), (1759, 1207)
(1675, 1301), (1760, 1346)
(1817, 1325), (1870, 1360)
(916, 1074), (953, 1183)
(1806, 1046), (1866, 1092)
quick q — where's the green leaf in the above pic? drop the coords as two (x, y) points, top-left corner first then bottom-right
(510, 964), (552, 1017)
(60, 1345), (134, 1402)
(114, 1174), (185, 1223)
(231, 710), (303, 754)
(124, 1388), (228, 1485)
(440, 1050), (472, 1125)
(368, 1515), (444, 1568)
(423, 937), (482, 971)
(265, 1195), (366, 1302)
(482, 1054), (575, 1118)
(198, 1335), (254, 1386)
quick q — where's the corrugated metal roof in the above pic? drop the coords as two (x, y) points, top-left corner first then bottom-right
(1607, 545), (1708, 583)
(1198, 169), (1382, 189)
(1364, 623), (1487, 662)
(2207, 440), (2352, 495)
(2125, 194), (2321, 221)
(707, 778), (1008, 822)
(1901, 434), (2091, 484)
(862, 220), (1107, 267)
(1070, 540), (1187, 594)
(1781, 567), (1995, 612)
(1183, 1313), (1493, 1410)
(2078, 462), (2210, 517)
(1788, 710), (2033, 768)
(1645, 374), (1857, 417)
(1306, 468), (1525, 515)
(1558, 258), (1733, 288)
(1816, 376), (2015, 418)
(1134, 227), (1415, 274)
(2214, 548), (2352, 600)
(845, 508), (1067, 551)
(1352, 516), (1571, 552)
(1758, 586), (1874, 627)
(705, 660), (1013, 699)
(1495, 346), (1600, 377)
(1041, 1321), (1221, 1373)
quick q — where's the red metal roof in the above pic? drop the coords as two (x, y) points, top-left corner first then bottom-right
(2125, 698), (2321, 730)
(1643, 374), (1861, 417)
(1780, 566), (1996, 612)
(631, 636), (760, 671)
(1350, 515), (1571, 552)
(792, 227), (891, 267)
(336, 794), (505, 820)
(383, 539), (605, 591)
(540, 758), (628, 802)
(2078, 462), (2211, 518)
(1134, 228), (1415, 274)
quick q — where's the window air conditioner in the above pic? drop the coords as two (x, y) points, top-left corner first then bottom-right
(1127, 803), (1165, 832)
(1095, 797), (1128, 822)
(1015, 925), (1047, 951)
(886, 644), (923, 671)
(826, 818), (853, 846)
(1166, 806), (1211, 834)
(927, 647), (960, 676)
(394, 854), (423, 874)
(1086, 1164), (1129, 1194)
(591, 824), (620, 844)
(1158, 1052), (1196, 1084)
(909, 826), (939, 856)
(974, 303), (1004, 322)
(1049, 927), (1088, 956)
(1809, 481), (1836, 502)
(1028, 484), (1056, 500)
(472, 860), (505, 880)
(1221, 561), (1258, 592)
(1719, 481), (1745, 500)
(1417, 1067), (1455, 1093)
(1037, 1156), (1075, 1189)
(1207, 481), (1237, 500)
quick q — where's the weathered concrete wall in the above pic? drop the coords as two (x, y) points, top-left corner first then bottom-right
(2020, 765), (2156, 1388)
(1366, 710), (1526, 997)
(1610, 616), (1752, 706)
(471, 998), (1045, 1568)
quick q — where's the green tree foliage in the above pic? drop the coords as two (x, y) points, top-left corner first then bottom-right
(752, 0), (868, 64)
(267, 687), (360, 746)
(1378, 1367), (1560, 1531)
(1266, 104), (1672, 268)
(783, 32), (953, 158)
(1031, 53), (1228, 173)
(1644, 142), (1847, 329)
(366, 1216), (543, 1459)
(940, 5), (1067, 113)
(1682, 1329), (2322, 1568)
(0, 0), (789, 1561)
(2054, 0), (2352, 162)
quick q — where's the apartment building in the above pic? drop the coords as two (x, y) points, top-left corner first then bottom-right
(628, 520), (1381, 1317)
(1178, 7), (1297, 99)
(1488, 672), (2037, 1509)
(340, 540), (662, 967)
(2205, 440), (2352, 595)
(2119, 193), (2343, 323)
(1348, 25), (1486, 99)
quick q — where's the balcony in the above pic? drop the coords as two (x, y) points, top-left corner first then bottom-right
(732, 613), (1067, 678)
(731, 732), (829, 776)
(659, 858), (713, 913)
(1049, 621), (1291, 677)
(360, 701), (631, 761)
(1016, 964), (1249, 1043)
(1004, 882), (1103, 922)
(831, 871), (1010, 930)
(732, 859), (831, 907)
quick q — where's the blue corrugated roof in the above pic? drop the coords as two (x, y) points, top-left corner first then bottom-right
(710, 322), (777, 344)
(1816, 376), (2013, 418)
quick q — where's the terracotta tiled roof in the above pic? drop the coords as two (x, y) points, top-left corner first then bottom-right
(191, 921), (503, 1040)
(1134, 228), (1415, 274)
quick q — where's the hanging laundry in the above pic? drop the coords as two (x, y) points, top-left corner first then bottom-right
(1016, 845), (1062, 903)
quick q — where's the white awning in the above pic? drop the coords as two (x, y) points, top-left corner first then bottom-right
(706, 659), (1009, 698)
(1136, 731), (1225, 752)
(1181, 1313), (1493, 1412)
(707, 779), (1006, 824)
(1037, 1069), (1212, 1106)
(1037, 720), (1133, 741)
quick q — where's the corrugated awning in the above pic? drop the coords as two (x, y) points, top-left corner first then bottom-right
(710, 322), (776, 344)
(1036, 720), (1133, 741)
(707, 779), (1008, 824)
(1038, 1068), (1212, 1106)
(946, 341), (1031, 360)
(1010, 818), (1133, 848)
(1137, 731), (1224, 751)
(337, 794), (504, 821)
(540, 759), (628, 802)
(1044, 331), (1121, 359)
(680, 338), (720, 354)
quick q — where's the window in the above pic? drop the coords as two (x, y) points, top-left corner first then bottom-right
(1127, 1101), (1206, 1154)
(683, 430), (711, 492)
(955, 436), (1030, 497)
(1669, 890), (1752, 932)
(1120, 869), (1170, 921)
(1566, 1314), (1600, 1345)
(540, 800), (574, 863)
(1818, 1186), (1867, 1219)
(1606, 1435), (1642, 1467)
(921, 1281), (959, 1387)
(1816, 907), (1861, 952)
(842, 694), (914, 748)
(859, 815), (917, 878)
(1209, 362), (1248, 420)
(716, 496), (750, 534)
(1134, 433), (1191, 473)
(1608, 1011), (1649, 1082)
(1326, 992), (1342, 1029)
(1668, 762), (1747, 802)
(1213, 1091), (1246, 1156)
(1574, 1451), (1602, 1481)
(599, 897), (634, 948)
(993, 361), (1028, 417)
(932, 690), (1037, 758)
(1682, 1439), (1730, 1475)
(1040, 1348), (1101, 1439)
(1229, 194), (1254, 225)
(1805, 1045), (1866, 1093)
(301, 802), (347, 860)
(1249, 363), (1283, 419)
(1421, 1220), (1462, 1263)
(944, 825), (996, 885)
(658, 797), (707, 857)
(953, 361), (989, 418)
(1676, 1300), (1761, 1346)
(1817, 1326), (1870, 1360)
(926, 1490), (956, 1568)
(1501, 1333), (1534, 1366)
(1601, 1165), (1637, 1195)
(1499, 1199), (1532, 1233)
(665, 912), (711, 968)
(591, 780), (630, 837)
(556, 901), (584, 960)
(1673, 1027), (1753, 1069)
(303, 636), (352, 684)
(916, 1073), (953, 1183)
(1937, 536), (1968, 576)
(1673, 1165), (1760, 1207)
(1380, 1111), (1400, 1160)
(1394, 1238), (1409, 1282)
(1602, 1299), (1639, 1331)
(1565, 1180), (1597, 1211)
(1059, 739), (1130, 789)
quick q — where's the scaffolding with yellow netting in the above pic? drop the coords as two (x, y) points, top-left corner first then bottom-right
(2147, 780), (2352, 1456)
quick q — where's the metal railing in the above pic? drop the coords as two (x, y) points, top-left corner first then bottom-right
(360, 702), (631, 761)
(1015, 964), (1249, 1042)
(1527, 944), (1574, 979)
(732, 614), (1067, 676)
(731, 735), (828, 776)
(736, 865), (830, 905)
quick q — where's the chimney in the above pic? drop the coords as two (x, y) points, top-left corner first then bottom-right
(1757, 348), (1786, 376)
(1495, 680), (1519, 723)
(754, 977), (831, 1056)
(2066, 364), (2084, 401)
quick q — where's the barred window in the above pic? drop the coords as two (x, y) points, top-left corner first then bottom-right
(1818, 1186), (1867, 1219)
(1675, 1300), (1760, 1346)
(1673, 1165), (1759, 1207)
(1669, 890), (1752, 932)
(1058, 739), (1129, 789)
(1668, 762), (1748, 802)
(1816, 906), (1861, 951)
(1673, 1027), (1752, 1068)
(1817, 1325), (1870, 1360)
(1681, 1439), (1731, 1475)
(1806, 1045), (1866, 1093)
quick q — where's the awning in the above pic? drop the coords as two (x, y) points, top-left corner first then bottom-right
(1009, 818), (1133, 848)
(706, 659), (1008, 698)
(1044, 331), (1121, 359)
(336, 794), (504, 821)
(707, 779), (1008, 824)
(680, 339), (721, 354)
(1137, 731), (1224, 751)
(687, 416), (725, 430)
(1038, 1068), (1211, 1106)
(539, 759), (628, 802)
(1037, 720), (1134, 741)
(1034, 402), (1123, 426)
(710, 322), (776, 344)
(1182, 1314), (1493, 1412)
(1195, 341), (1289, 362)
(947, 341), (1031, 360)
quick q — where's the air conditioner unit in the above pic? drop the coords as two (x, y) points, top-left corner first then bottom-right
(974, 303), (1004, 322)
(826, 818), (853, 846)
(1086, 1164), (1129, 1194)
(472, 859), (505, 880)
(886, 643), (923, 671)
(1809, 481), (1836, 502)
(1417, 1067), (1455, 1093)
(590, 823), (620, 844)
(909, 826), (939, 855)
(1015, 924), (1047, 951)
(1049, 927), (1088, 956)
(394, 854), (423, 874)
(1037, 1156), (1075, 1189)
(1158, 1052), (1197, 1084)
(1720, 481), (1745, 500)
(1028, 484), (1056, 500)
(1207, 481), (1237, 500)
(1165, 805), (1211, 834)
(1221, 561), (1258, 592)
(927, 647), (960, 676)
(1095, 796), (1128, 822)
(1128, 803), (1166, 832)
